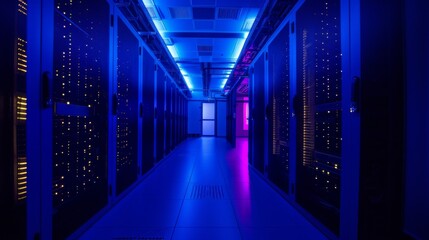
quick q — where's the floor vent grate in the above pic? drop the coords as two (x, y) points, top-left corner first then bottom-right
(190, 184), (224, 199)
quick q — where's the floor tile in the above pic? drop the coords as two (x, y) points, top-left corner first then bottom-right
(176, 199), (238, 227)
(95, 198), (183, 228)
(231, 198), (299, 227)
(172, 227), (241, 240)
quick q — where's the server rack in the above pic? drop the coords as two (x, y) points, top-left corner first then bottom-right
(248, 77), (254, 166)
(246, 0), (350, 237)
(226, 93), (232, 144)
(250, 54), (266, 174)
(155, 67), (165, 162)
(23, 0), (189, 238)
(177, 89), (180, 143)
(115, 16), (139, 195)
(295, 0), (342, 233)
(165, 78), (172, 154)
(246, 0), (406, 238)
(1, 1), (28, 238)
(182, 94), (187, 141)
(357, 0), (405, 238)
(267, 23), (291, 193)
(226, 90), (237, 146)
(178, 94), (182, 140)
(171, 88), (176, 145)
(183, 94), (187, 140)
(141, 47), (156, 174)
(50, 0), (111, 237)
(180, 95), (184, 140)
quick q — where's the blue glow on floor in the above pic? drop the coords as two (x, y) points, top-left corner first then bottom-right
(79, 137), (327, 240)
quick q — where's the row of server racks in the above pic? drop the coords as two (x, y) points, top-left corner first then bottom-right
(1, 0), (188, 239)
(233, 0), (408, 239)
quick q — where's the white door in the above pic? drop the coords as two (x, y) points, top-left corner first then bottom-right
(202, 102), (215, 136)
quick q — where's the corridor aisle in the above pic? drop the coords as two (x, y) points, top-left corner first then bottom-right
(79, 137), (327, 240)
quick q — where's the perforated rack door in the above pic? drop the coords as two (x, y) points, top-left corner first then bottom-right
(141, 48), (156, 174)
(295, 0), (342, 234)
(115, 17), (139, 195)
(251, 54), (266, 174)
(156, 68), (166, 162)
(51, 0), (110, 238)
(267, 23), (291, 194)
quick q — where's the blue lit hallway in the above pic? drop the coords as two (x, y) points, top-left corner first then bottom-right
(78, 137), (326, 240)
(4, 0), (429, 239)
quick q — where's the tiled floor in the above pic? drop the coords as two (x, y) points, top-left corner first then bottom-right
(79, 137), (327, 240)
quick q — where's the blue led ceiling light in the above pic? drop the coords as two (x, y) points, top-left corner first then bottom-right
(220, 63), (236, 89)
(142, 0), (261, 96)
(222, 33), (249, 90)
(142, 0), (194, 91)
(167, 45), (179, 58)
(179, 68), (193, 90)
(220, 78), (228, 89)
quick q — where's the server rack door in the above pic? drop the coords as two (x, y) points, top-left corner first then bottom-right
(230, 90), (237, 146)
(357, 0), (405, 239)
(1, 1), (28, 238)
(183, 97), (187, 140)
(178, 96), (182, 140)
(115, 17), (139, 195)
(267, 23), (291, 193)
(176, 95), (179, 140)
(171, 89), (176, 146)
(177, 94), (183, 142)
(141, 48), (155, 174)
(50, 0), (110, 238)
(165, 78), (172, 154)
(249, 69), (254, 166)
(156, 69), (165, 161)
(27, 1), (54, 238)
(182, 97), (185, 140)
(183, 97), (186, 140)
(179, 95), (182, 140)
(295, 0), (342, 234)
(178, 92), (181, 140)
(162, 77), (167, 155)
(180, 96), (184, 140)
(226, 94), (232, 143)
(252, 54), (266, 173)
(338, 0), (360, 238)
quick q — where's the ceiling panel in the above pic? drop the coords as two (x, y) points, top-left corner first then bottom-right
(192, 7), (216, 19)
(194, 20), (215, 30)
(169, 7), (192, 18)
(162, 19), (194, 31)
(217, 7), (241, 19)
(144, 0), (267, 99)
(191, 0), (216, 6)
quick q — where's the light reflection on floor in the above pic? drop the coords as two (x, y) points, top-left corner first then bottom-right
(79, 137), (327, 240)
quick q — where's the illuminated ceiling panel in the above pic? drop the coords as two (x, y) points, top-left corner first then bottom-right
(143, 0), (266, 99)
